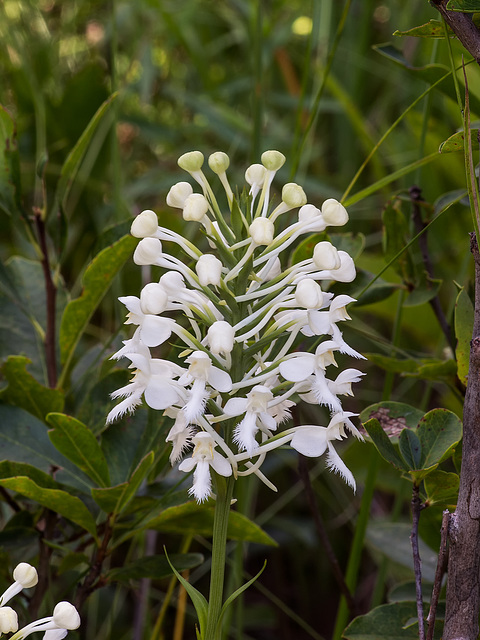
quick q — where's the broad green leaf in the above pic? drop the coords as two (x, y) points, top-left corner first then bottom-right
(0, 476), (97, 540)
(0, 405), (94, 494)
(146, 502), (277, 545)
(424, 470), (459, 507)
(364, 354), (418, 374)
(352, 269), (400, 306)
(58, 552), (90, 575)
(107, 553), (204, 582)
(165, 548), (208, 637)
(91, 452), (154, 514)
(406, 359), (457, 381)
(46, 413), (110, 488)
(446, 0), (480, 11)
(360, 419), (408, 471)
(455, 287), (474, 385)
(366, 522), (438, 582)
(50, 93), (118, 218)
(403, 276), (442, 307)
(0, 461), (59, 489)
(0, 106), (22, 218)
(417, 408), (462, 468)
(0, 356), (64, 421)
(344, 601), (420, 640)
(361, 402), (424, 434)
(59, 234), (137, 372)
(440, 129), (480, 153)
(399, 429), (422, 470)
(394, 20), (447, 38)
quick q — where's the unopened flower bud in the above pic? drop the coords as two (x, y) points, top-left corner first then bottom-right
(249, 217), (274, 245)
(196, 254), (223, 286)
(282, 183), (307, 208)
(261, 150), (286, 171)
(295, 279), (324, 309)
(166, 182), (193, 209)
(140, 283), (168, 315)
(13, 563), (38, 589)
(52, 602), (81, 630)
(0, 607), (18, 633)
(245, 164), (266, 187)
(133, 238), (162, 265)
(298, 204), (321, 223)
(183, 193), (209, 221)
(313, 241), (341, 270)
(160, 271), (186, 293)
(321, 198), (348, 226)
(130, 210), (158, 238)
(331, 251), (356, 282)
(207, 321), (235, 355)
(178, 151), (204, 172)
(208, 152), (230, 174)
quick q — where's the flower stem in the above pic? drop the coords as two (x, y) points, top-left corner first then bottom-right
(205, 475), (235, 640)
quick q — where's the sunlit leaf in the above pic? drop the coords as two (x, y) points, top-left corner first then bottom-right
(454, 287), (474, 385)
(417, 408), (462, 468)
(446, 0), (480, 11)
(394, 20), (447, 38)
(424, 470), (459, 507)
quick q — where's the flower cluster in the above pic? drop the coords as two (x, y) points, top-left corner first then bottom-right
(0, 563), (80, 639)
(108, 150), (365, 501)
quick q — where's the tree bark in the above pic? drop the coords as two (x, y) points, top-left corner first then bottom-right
(443, 233), (480, 640)
(431, 0), (480, 65)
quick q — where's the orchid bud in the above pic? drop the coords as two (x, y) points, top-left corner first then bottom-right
(166, 182), (193, 209)
(140, 283), (168, 315)
(183, 193), (209, 221)
(249, 217), (274, 245)
(130, 209), (158, 238)
(208, 152), (230, 174)
(52, 602), (81, 630)
(196, 254), (223, 286)
(207, 321), (235, 355)
(160, 271), (186, 293)
(321, 198), (349, 226)
(298, 204), (321, 223)
(133, 238), (162, 265)
(0, 607), (18, 633)
(295, 279), (324, 309)
(178, 151), (204, 172)
(313, 241), (341, 270)
(282, 183), (307, 208)
(245, 164), (266, 187)
(13, 563), (38, 589)
(332, 251), (356, 282)
(261, 150), (285, 171)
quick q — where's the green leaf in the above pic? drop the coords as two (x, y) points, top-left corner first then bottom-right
(50, 93), (118, 218)
(382, 198), (413, 281)
(330, 232), (365, 260)
(361, 402), (424, 435)
(344, 601), (420, 640)
(417, 408), (462, 468)
(59, 234), (137, 372)
(362, 419), (408, 471)
(406, 359), (457, 381)
(0, 356), (64, 421)
(146, 502), (277, 545)
(455, 287), (474, 386)
(424, 470), (459, 507)
(165, 548), (208, 637)
(0, 105), (22, 218)
(398, 429), (422, 470)
(91, 452), (154, 514)
(446, 0), (480, 11)
(0, 476), (97, 540)
(403, 276), (442, 307)
(364, 354), (418, 374)
(394, 19), (447, 38)
(352, 269), (401, 306)
(0, 460), (59, 489)
(439, 129), (480, 153)
(46, 413), (110, 488)
(107, 553), (204, 582)
(216, 562), (267, 635)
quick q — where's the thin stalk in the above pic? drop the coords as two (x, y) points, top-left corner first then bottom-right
(411, 483), (426, 640)
(251, 0), (263, 162)
(205, 476), (235, 640)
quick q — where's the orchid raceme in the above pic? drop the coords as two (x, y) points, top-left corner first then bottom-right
(108, 150), (365, 501)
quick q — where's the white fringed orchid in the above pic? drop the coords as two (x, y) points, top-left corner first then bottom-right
(108, 150), (365, 501)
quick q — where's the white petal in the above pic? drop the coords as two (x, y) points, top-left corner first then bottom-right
(140, 316), (174, 347)
(119, 296), (142, 315)
(326, 443), (356, 491)
(189, 460), (212, 502)
(224, 397), (248, 416)
(144, 380), (180, 410)
(290, 427), (328, 457)
(307, 310), (332, 335)
(233, 412), (259, 456)
(279, 356), (314, 382)
(208, 366), (233, 392)
(210, 452), (233, 477)
(179, 457), (196, 472)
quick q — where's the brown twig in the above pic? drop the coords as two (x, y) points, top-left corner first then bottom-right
(443, 233), (480, 640)
(74, 516), (113, 609)
(410, 186), (455, 352)
(298, 456), (357, 615)
(431, 1), (480, 65)
(426, 510), (450, 640)
(29, 509), (57, 618)
(410, 483), (426, 640)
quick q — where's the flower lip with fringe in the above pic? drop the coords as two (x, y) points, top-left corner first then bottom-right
(108, 150), (366, 501)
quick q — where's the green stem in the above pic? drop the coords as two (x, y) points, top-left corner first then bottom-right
(205, 475), (235, 640)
